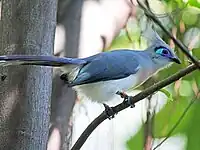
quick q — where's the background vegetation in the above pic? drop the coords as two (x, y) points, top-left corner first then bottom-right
(0, 0), (199, 150)
(108, 0), (200, 149)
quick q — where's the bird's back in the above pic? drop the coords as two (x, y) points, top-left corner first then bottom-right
(69, 49), (142, 86)
(71, 49), (153, 102)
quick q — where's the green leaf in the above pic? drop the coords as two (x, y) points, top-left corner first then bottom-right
(108, 31), (134, 50)
(179, 80), (193, 97)
(127, 97), (195, 149)
(108, 18), (145, 50)
(126, 126), (144, 150)
(192, 48), (200, 59)
(186, 99), (200, 150)
(182, 9), (198, 25)
(153, 96), (194, 137)
(183, 28), (200, 49)
(159, 89), (174, 101)
(188, 0), (200, 8)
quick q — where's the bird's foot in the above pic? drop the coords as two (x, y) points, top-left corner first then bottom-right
(187, 60), (192, 65)
(103, 103), (116, 119)
(60, 73), (68, 83)
(116, 91), (135, 108)
(116, 91), (129, 99)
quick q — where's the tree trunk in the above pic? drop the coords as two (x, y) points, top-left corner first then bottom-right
(0, 0), (57, 149)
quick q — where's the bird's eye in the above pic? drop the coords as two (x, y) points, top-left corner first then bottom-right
(155, 47), (171, 57)
(162, 49), (169, 55)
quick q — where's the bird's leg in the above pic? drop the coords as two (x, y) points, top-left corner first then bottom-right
(116, 91), (135, 108)
(116, 91), (129, 100)
(103, 103), (116, 119)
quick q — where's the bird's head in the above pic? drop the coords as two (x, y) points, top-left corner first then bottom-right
(146, 31), (181, 69)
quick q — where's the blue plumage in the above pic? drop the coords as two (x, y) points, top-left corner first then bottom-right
(0, 55), (86, 66)
(0, 31), (181, 103)
(0, 50), (141, 86)
(70, 50), (140, 86)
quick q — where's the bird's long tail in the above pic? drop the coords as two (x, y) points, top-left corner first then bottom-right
(0, 55), (86, 67)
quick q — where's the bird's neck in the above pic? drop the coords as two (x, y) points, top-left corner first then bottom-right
(136, 51), (161, 79)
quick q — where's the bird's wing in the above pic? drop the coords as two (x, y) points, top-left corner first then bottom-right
(69, 50), (140, 86)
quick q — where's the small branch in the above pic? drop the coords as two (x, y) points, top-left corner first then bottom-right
(71, 63), (199, 150)
(136, 0), (200, 70)
(144, 95), (154, 150)
(71, 113), (107, 150)
(144, 0), (150, 11)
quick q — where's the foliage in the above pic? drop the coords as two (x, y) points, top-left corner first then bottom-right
(107, 0), (200, 149)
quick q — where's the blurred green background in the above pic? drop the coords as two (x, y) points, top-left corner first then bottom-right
(106, 0), (200, 149)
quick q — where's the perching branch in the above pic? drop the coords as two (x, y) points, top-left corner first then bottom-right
(136, 0), (200, 69)
(71, 62), (199, 150)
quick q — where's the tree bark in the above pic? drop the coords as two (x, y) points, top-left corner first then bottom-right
(0, 0), (57, 149)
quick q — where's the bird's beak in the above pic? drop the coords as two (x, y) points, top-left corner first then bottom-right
(171, 57), (181, 64)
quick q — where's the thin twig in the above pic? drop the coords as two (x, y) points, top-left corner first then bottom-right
(153, 98), (196, 150)
(125, 26), (133, 43)
(143, 1), (188, 18)
(144, 95), (154, 150)
(145, 0), (150, 11)
(136, 0), (200, 69)
(71, 63), (199, 150)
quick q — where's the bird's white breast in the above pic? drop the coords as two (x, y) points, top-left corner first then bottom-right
(73, 74), (141, 103)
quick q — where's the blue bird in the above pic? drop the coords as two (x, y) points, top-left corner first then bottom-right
(0, 32), (180, 107)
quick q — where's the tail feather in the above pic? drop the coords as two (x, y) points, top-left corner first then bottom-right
(0, 55), (87, 67)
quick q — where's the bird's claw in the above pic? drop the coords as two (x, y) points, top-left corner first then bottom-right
(187, 60), (192, 64)
(60, 73), (68, 83)
(103, 103), (115, 119)
(116, 91), (129, 99)
(116, 91), (135, 108)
